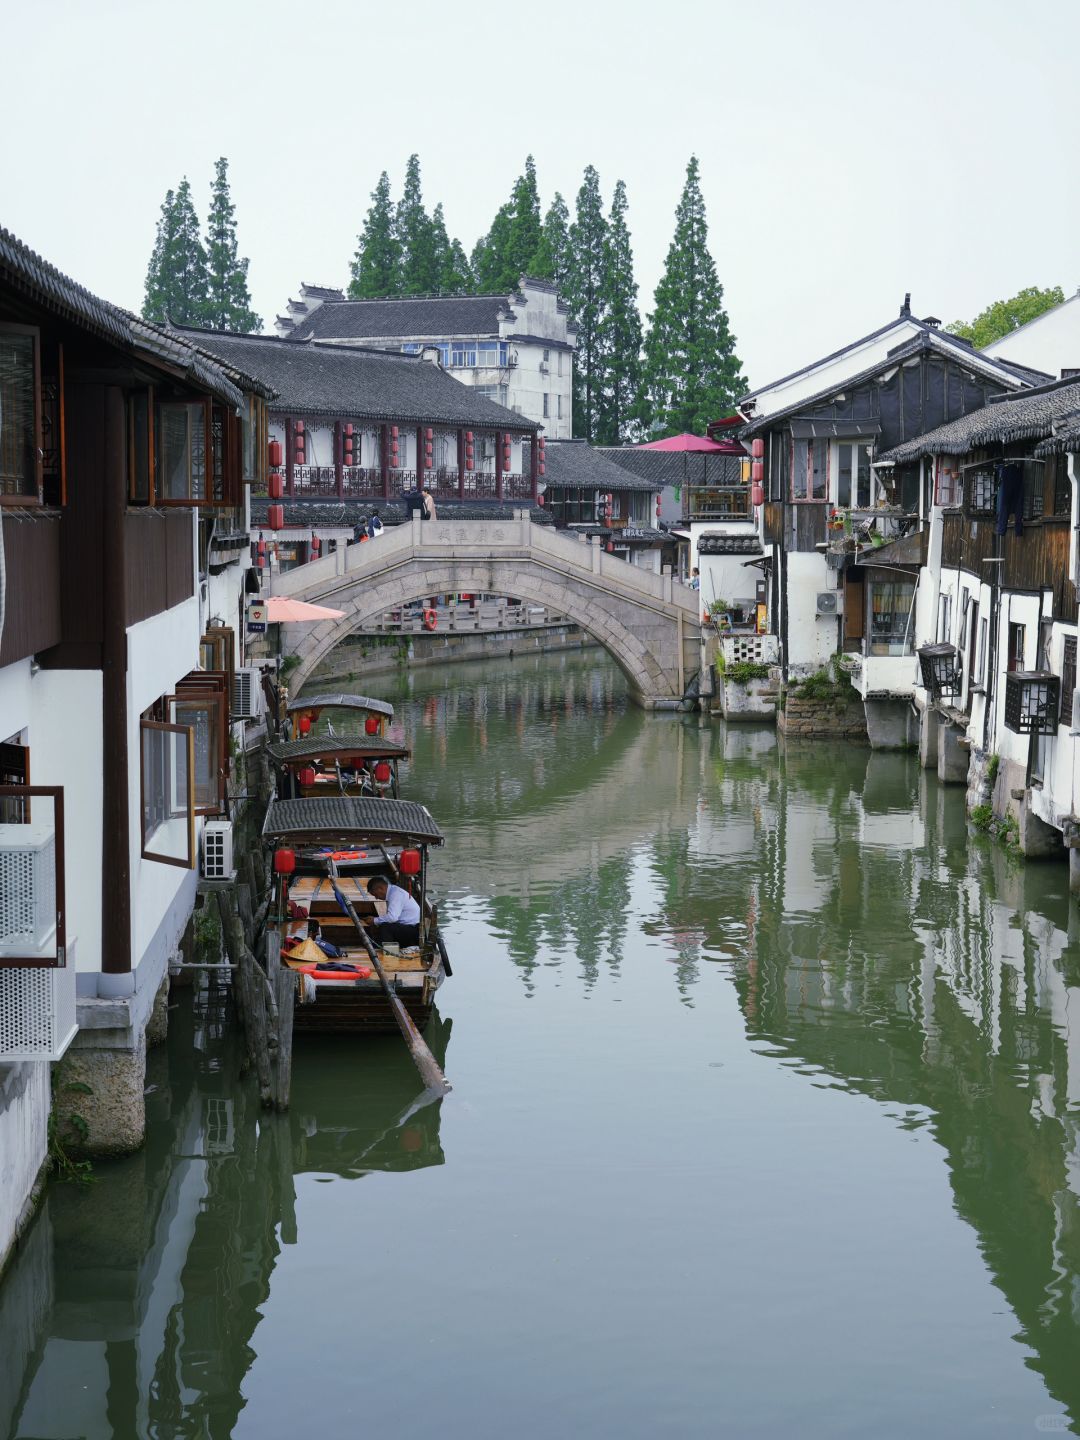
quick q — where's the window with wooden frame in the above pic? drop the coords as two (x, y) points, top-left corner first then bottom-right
(791, 438), (828, 501)
(171, 670), (229, 772)
(0, 322), (42, 503)
(156, 399), (209, 502)
(167, 684), (226, 815)
(140, 720), (195, 868)
(1048, 454), (1071, 519)
(0, 739), (30, 823)
(129, 387), (155, 504)
(0, 784), (66, 965)
(1061, 635), (1077, 728)
(1007, 622), (1026, 674)
(934, 458), (962, 508)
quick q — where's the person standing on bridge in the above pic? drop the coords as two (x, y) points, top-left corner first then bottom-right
(422, 488), (437, 521)
(367, 509), (384, 539)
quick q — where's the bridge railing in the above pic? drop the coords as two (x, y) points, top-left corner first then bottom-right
(267, 512), (699, 615)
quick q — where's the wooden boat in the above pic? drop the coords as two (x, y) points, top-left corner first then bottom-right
(287, 692), (394, 739)
(266, 735), (410, 800)
(263, 796), (449, 1036)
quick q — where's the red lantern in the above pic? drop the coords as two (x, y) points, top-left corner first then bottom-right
(273, 848), (296, 875)
(364, 714), (380, 735)
(268, 473), (284, 499)
(373, 761), (392, 784)
(424, 456), (433, 469)
(752, 482), (765, 507)
(466, 457), (474, 471)
(538, 462), (545, 476)
(297, 715), (312, 735)
(606, 540), (615, 553)
(310, 535), (321, 558)
(268, 503), (284, 531)
(344, 422), (354, 438)
(268, 438), (282, 468)
(257, 538), (267, 564)
(297, 767), (316, 787)
(751, 437), (765, 460)
(465, 431), (473, 442)
(391, 425), (399, 439)
(537, 493), (545, 506)
(295, 420), (305, 435)
(399, 848), (421, 876)
(425, 428), (433, 441)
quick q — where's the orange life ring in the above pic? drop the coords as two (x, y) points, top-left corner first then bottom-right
(422, 608), (438, 631)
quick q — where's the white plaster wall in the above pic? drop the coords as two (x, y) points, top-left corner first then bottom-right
(125, 598), (203, 996)
(983, 293), (1080, 379)
(31, 670), (103, 978)
(785, 550), (840, 672)
(0, 1060), (49, 1265)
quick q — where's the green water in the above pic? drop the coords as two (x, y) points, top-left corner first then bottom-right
(4, 650), (1080, 1438)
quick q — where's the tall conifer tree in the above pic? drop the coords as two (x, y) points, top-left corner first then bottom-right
(142, 177), (208, 327)
(596, 180), (644, 444)
(396, 154), (438, 295)
(440, 236), (474, 296)
(349, 172), (401, 299)
(565, 166), (609, 441)
(506, 156), (542, 281)
(643, 156), (744, 435)
(530, 192), (570, 286)
(202, 158), (260, 332)
(473, 157), (544, 292)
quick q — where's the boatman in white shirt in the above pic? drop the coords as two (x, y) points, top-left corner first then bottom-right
(366, 875), (421, 947)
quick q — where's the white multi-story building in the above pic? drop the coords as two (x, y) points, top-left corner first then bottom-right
(275, 277), (576, 437)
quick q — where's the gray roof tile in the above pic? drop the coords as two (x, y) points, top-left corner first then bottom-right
(544, 440), (656, 492)
(881, 378), (1080, 463)
(287, 294), (510, 342)
(173, 327), (538, 430)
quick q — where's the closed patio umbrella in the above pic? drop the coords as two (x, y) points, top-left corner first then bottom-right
(265, 597), (346, 623)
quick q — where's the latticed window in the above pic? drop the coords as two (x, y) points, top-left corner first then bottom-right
(0, 324), (41, 502)
(968, 470), (996, 515)
(1062, 636), (1077, 728)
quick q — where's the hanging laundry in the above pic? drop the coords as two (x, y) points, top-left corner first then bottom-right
(996, 461), (1024, 538)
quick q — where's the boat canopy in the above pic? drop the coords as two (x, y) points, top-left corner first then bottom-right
(263, 797), (444, 847)
(287, 693), (394, 719)
(267, 737), (411, 764)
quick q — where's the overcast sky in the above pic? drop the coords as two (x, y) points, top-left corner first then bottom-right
(4, 0), (1078, 386)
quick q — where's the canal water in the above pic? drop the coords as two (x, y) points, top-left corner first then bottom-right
(3, 650), (1080, 1438)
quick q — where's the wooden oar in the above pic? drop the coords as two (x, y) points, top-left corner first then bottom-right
(326, 866), (450, 1095)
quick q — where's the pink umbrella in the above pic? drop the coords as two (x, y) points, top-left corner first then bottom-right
(265, 596), (345, 623)
(636, 432), (729, 452)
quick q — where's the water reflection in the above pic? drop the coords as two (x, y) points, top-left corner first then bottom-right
(362, 654), (1080, 1427)
(0, 991), (449, 1440)
(4, 651), (1080, 1435)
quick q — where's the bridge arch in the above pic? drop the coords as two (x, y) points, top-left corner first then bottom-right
(272, 516), (700, 706)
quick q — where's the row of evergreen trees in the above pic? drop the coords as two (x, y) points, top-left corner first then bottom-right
(143, 159), (260, 332)
(348, 155), (744, 441)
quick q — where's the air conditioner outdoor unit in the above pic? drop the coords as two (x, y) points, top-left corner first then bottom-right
(232, 666), (261, 720)
(0, 950), (77, 1062)
(815, 591), (842, 616)
(202, 820), (235, 881)
(0, 823), (57, 960)
(539, 362), (549, 374)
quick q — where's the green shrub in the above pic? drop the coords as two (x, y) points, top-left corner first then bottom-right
(793, 669), (842, 701)
(987, 753), (1000, 784)
(725, 661), (772, 684)
(970, 803), (993, 831)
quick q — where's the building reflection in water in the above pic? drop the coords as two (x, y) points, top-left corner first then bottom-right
(0, 991), (449, 1440)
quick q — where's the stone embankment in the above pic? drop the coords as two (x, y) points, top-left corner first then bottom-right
(778, 689), (868, 741)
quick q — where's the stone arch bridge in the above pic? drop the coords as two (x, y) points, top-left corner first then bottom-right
(270, 512), (700, 707)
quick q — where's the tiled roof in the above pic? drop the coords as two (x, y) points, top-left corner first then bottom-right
(880, 378), (1080, 463)
(263, 797), (443, 845)
(286, 294), (511, 342)
(599, 447), (743, 487)
(173, 327), (538, 430)
(544, 440), (656, 492)
(697, 533), (763, 555)
(0, 225), (246, 408)
(739, 332), (1036, 439)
